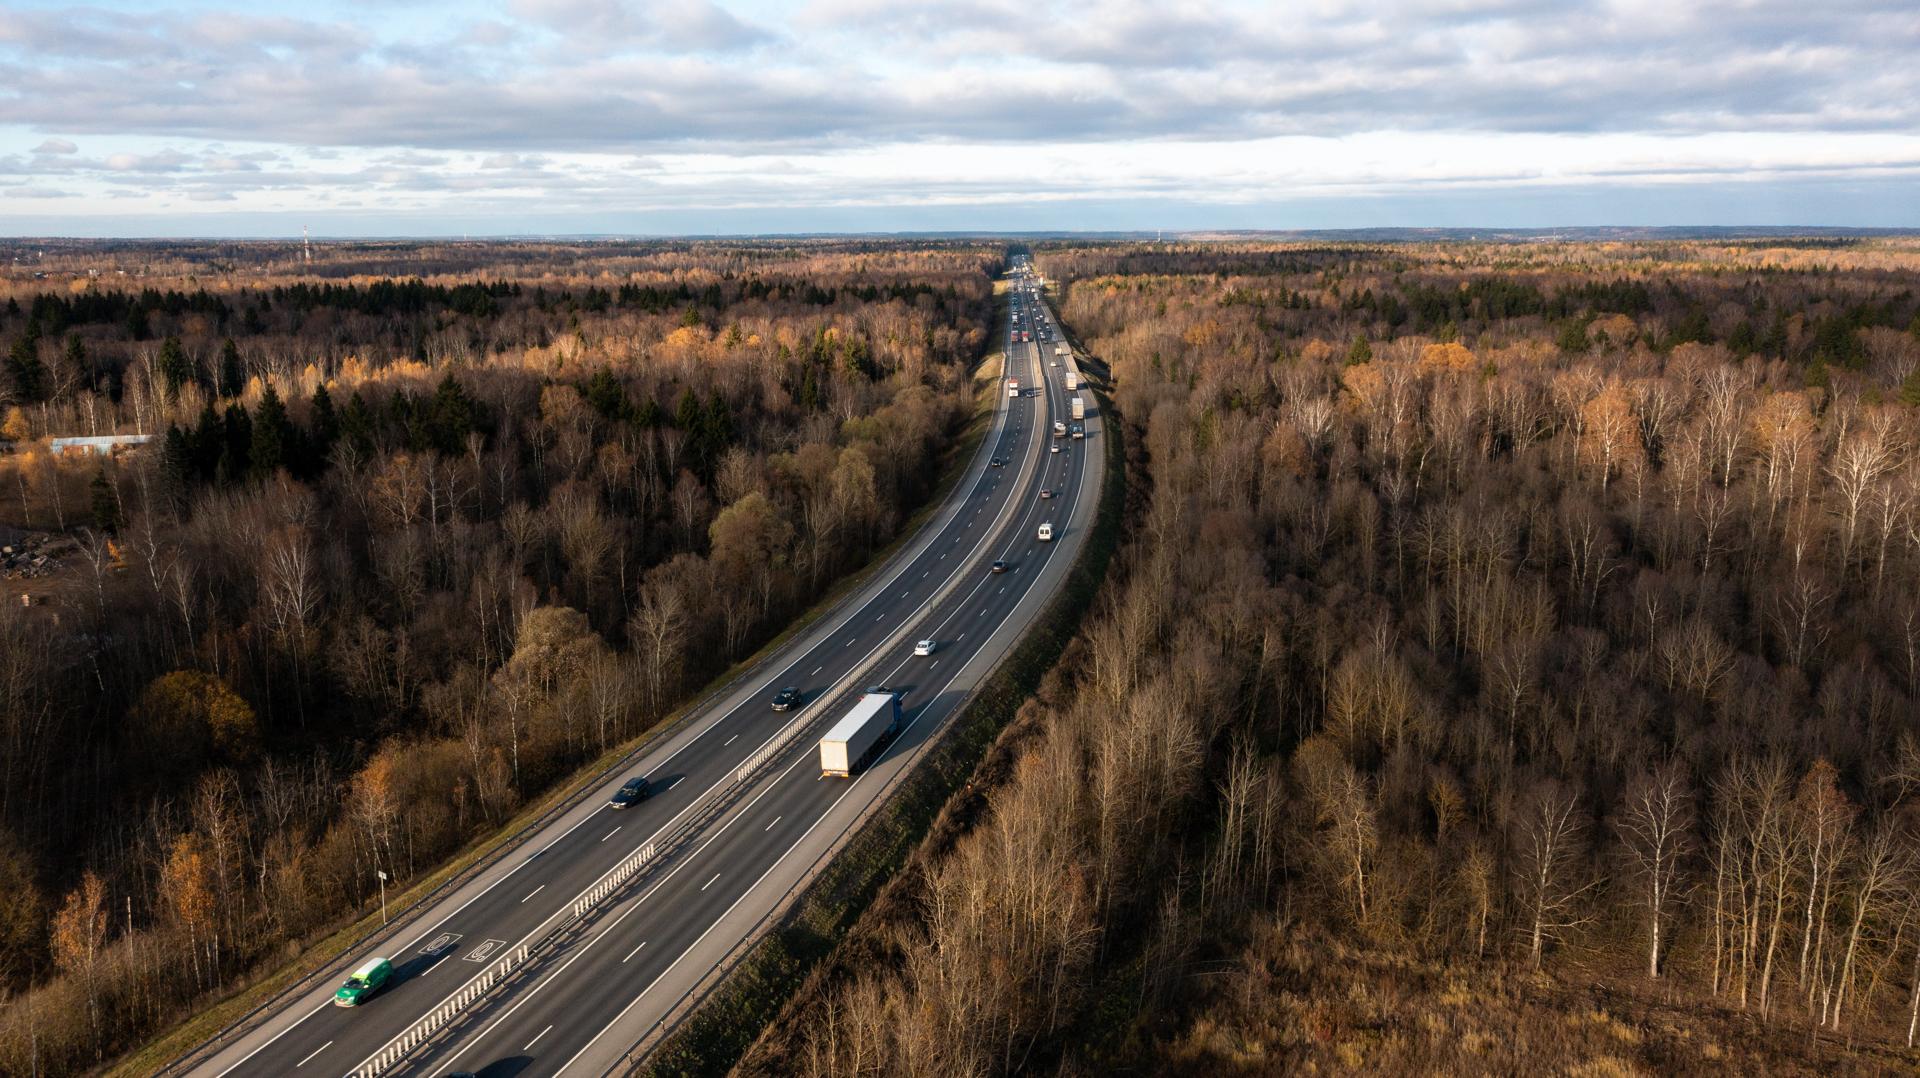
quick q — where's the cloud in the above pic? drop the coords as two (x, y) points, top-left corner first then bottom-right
(104, 150), (195, 173)
(2, 0), (1917, 228)
(507, 0), (774, 54)
(0, 0), (1906, 158)
(5, 185), (73, 199)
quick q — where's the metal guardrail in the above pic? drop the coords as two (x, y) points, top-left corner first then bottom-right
(165, 343), (1029, 1076)
(348, 943), (529, 1078)
(602, 303), (1106, 1074)
(574, 842), (658, 917)
(314, 288), (1044, 1078)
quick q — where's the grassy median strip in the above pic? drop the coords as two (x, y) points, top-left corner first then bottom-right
(111, 293), (1010, 1078)
(639, 371), (1126, 1078)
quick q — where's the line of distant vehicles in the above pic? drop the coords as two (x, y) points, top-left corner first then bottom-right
(322, 256), (1076, 1027)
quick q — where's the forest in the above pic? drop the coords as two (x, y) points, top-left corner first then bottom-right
(749, 238), (1920, 1075)
(0, 238), (998, 1073)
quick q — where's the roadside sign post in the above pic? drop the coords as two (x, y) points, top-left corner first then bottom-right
(377, 870), (388, 924)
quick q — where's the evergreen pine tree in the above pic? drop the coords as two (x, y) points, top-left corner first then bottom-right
(218, 338), (244, 398)
(157, 336), (193, 398)
(307, 384), (339, 468)
(251, 384), (292, 479)
(341, 391), (377, 456)
(161, 426), (195, 507)
(64, 335), (88, 384)
(427, 373), (475, 454)
(6, 334), (45, 403)
(90, 468), (122, 534)
(584, 367), (628, 420)
(219, 403), (253, 483)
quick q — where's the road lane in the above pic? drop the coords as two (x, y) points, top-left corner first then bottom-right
(425, 263), (1099, 1076)
(191, 261), (1067, 1076)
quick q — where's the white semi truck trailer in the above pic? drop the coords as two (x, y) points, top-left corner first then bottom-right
(819, 692), (903, 778)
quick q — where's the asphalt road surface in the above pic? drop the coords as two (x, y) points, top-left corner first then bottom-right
(184, 257), (1104, 1078)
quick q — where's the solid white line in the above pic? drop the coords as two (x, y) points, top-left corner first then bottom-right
(526, 1025), (552, 1050)
(212, 999), (332, 1076)
(601, 827), (620, 842)
(452, 895), (651, 1064)
(308, 284), (1043, 1078)
(623, 942), (647, 963)
(535, 748), (832, 1078)
(522, 885), (545, 903)
(294, 1040), (331, 1068)
(556, 708), (943, 1076)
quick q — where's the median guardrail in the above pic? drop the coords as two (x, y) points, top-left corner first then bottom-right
(348, 943), (530, 1078)
(325, 297), (1048, 1078)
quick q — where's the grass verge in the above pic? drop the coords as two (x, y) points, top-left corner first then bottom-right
(112, 288), (1010, 1078)
(638, 367), (1127, 1078)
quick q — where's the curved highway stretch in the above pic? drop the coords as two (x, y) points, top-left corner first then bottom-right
(182, 257), (1104, 1078)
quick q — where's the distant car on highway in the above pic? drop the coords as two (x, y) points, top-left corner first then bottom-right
(1039, 488), (1053, 499)
(1050, 443), (1060, 454)
(771, 686), (800, 711)
(990, 560), (1008, 574)
(989, 457), (1004, 467)
(607, 776), (651, 809)
(914, 639), (936, 656)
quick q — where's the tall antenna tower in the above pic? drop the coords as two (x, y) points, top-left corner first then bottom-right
(303, 225), (313, 266)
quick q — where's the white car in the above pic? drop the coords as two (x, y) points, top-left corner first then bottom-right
(1050, 443), (1060, 454)
(914, 639), (936, 656)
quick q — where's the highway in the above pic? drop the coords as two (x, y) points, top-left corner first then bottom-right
(181, 256), (1104, 1078)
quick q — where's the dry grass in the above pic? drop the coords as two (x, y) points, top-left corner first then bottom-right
(1146, 920), (1919, 1077)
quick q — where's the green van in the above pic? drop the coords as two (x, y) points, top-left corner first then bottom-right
(334, 956), (393, 1006)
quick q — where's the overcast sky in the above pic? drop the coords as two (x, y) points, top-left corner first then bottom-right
(2, 0), (1917, 236)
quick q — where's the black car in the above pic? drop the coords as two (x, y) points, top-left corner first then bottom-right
(771, 686), (800, 711)
(607, 776), (651, 809)
(991, 559), (1008, 574)
(989, 457), (1004, 467)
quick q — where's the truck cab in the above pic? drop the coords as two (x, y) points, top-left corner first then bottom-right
(1037, 522), (1054, 542)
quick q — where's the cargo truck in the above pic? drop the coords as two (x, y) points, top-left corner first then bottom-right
(1065, 371), (1079, 391)
(1070, 396), (1085, 420)
(819, 692), (903, 777)
(1037, 522), (1054, 542)
(1007, 377), (1020, 398)
(1055, 344), (1069, 357)
(1053, 420), (1066, 438)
